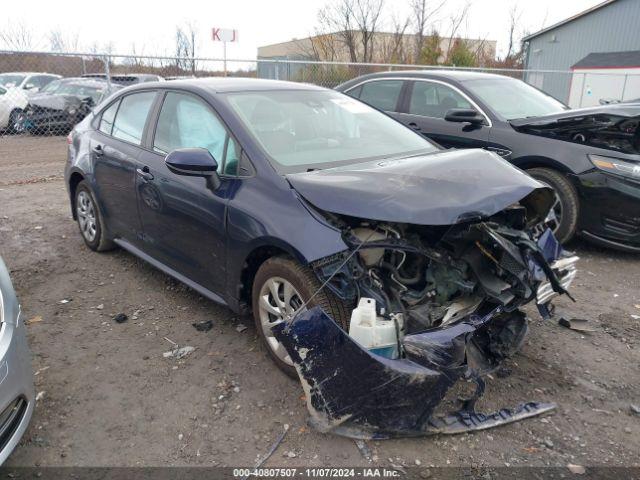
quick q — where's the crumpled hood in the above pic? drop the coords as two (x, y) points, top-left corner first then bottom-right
(509, 104), (640, 156)
(28, 94), (83, 111)
(286, 148), (550, 225)
(510, 104), (640, 127)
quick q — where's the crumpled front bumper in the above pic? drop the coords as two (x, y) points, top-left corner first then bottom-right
(273, 307), (556, 439)
(273, 228), (576, 438)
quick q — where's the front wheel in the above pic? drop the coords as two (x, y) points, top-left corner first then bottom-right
(74, 181), (114, 252)
(527, 167), (579, 244)
(252, 256), (351, 378)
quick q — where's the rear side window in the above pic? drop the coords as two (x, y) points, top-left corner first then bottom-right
(352, 80), (403, 112)
(154, 92), (239, 175)
(99, 101), (119, 135)
(111, 91), (156, 144)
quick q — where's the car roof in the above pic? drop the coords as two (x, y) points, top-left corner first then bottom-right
(64, 79), (113, 88)
(0, 72), (60, 77)
(339, 69), (513, 86)
(124, 77), (325, 94)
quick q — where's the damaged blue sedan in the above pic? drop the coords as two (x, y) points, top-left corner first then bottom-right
(65, 78), (578, 438)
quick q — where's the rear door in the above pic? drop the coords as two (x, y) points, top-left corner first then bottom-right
(395, 80), (490, 149)
(92, 90), (157, 243)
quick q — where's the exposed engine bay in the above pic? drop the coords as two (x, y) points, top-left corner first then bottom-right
(511, 111), (640, 155)
(312, 196), (577, 360)
(274, 187), (578, 438)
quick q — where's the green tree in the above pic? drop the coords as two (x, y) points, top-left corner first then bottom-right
(445, 39), (477, 67)
(418, 31), (442, 65)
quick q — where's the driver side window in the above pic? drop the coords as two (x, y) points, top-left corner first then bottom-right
(409, 81), (472, 119)
(154, 92), (238, 175)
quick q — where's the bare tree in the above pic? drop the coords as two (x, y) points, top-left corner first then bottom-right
(314, 0), (384, 63)
(380, 14), (410, 63)
(175, 22), (198, 74)
(48, 28), (80, 53)
(129, 42), (146, 69)
(443, 1), (471, 63)
(486, 3), (526, 69)
(505, 4), (523, 60)
(410, 0), (446, 63)
(0, 21), (35, 51)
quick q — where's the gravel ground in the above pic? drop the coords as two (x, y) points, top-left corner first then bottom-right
(0, 135), (639, 470)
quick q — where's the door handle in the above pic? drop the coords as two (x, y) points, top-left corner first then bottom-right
(408, 122), (421, 131)
(136, 167), (154, 181)
(92, 144), (104, 156)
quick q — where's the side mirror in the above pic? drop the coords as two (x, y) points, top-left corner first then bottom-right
(24, 84), (39, 92)
(444, 108), (486, 126)
(165, 148), (220, 189)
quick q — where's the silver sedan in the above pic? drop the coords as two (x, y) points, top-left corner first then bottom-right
(0, 257), (34, 465)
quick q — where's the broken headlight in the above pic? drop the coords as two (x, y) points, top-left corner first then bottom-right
(589, 154), (640, 180)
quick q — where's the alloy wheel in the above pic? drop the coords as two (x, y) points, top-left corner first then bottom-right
(257, 277), (306, 366)
(76, 191), (97, 242)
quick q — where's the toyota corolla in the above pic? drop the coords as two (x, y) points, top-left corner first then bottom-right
(65, 78), (577, 438)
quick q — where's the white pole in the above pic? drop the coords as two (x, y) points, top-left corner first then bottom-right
(224, 42), (227, 77)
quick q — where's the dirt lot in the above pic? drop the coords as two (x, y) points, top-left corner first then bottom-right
(0, 135), (639, 470)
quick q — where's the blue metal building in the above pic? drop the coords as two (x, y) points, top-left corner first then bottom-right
(523, 0), (640, 103)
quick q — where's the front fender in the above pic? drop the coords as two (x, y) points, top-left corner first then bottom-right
(225, 183), (348, 305)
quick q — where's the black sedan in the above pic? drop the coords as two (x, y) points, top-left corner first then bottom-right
(18, 79), (121, 135)
(337, 71), (640, 252)
(64, 78), (577, 437)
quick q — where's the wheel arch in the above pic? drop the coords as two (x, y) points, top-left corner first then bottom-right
(68, 171), (86, 220)
(512, 156), (573, 175)
(236, 240), (309, 312)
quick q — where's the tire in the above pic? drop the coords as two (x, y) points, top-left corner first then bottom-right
(527, 167), (579, 244)
(252, 256), (351, 378)
(74, 181), (115, 252)
(7, 109), (22, 134)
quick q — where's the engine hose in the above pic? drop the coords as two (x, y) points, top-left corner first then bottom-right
(380, 261), (423, 286)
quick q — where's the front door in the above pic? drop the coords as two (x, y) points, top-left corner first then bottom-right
(395, 80), (490, 149)
(136, 91), (241, 294)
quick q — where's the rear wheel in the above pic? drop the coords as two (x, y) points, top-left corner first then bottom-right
(527, 167), (579, 244)
(74, 181), (115, 252)
(252, 256), (351, 378)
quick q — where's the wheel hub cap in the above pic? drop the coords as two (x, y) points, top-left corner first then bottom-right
(76, 191), (97, 242)
(258, 277), (305, 366)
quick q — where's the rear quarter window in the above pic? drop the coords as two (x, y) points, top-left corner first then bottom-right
(99, 101), (119, 135)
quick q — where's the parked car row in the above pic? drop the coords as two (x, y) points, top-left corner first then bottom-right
(0, 72), (166, 135)
(2, 69), (639, 459)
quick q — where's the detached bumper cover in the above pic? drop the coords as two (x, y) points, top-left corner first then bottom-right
(273, 307), (555, 439)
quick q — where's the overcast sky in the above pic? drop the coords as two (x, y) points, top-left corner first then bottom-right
(8, 0), (603, 61)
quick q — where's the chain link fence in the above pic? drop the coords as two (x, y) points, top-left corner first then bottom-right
(1, 49), (639, 140)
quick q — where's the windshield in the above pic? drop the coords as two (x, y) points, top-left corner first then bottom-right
(463, 77), (567, 120)
(226, 90), (437, 173)
(0, 74), (26, 88)
(56, 83), (105, 103)
(40, 79), (65, 93)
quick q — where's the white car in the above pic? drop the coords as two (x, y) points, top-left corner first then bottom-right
(0, 72), (61, 93)
(0, 85), (28, 132)
(0, 72), (61, 132)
